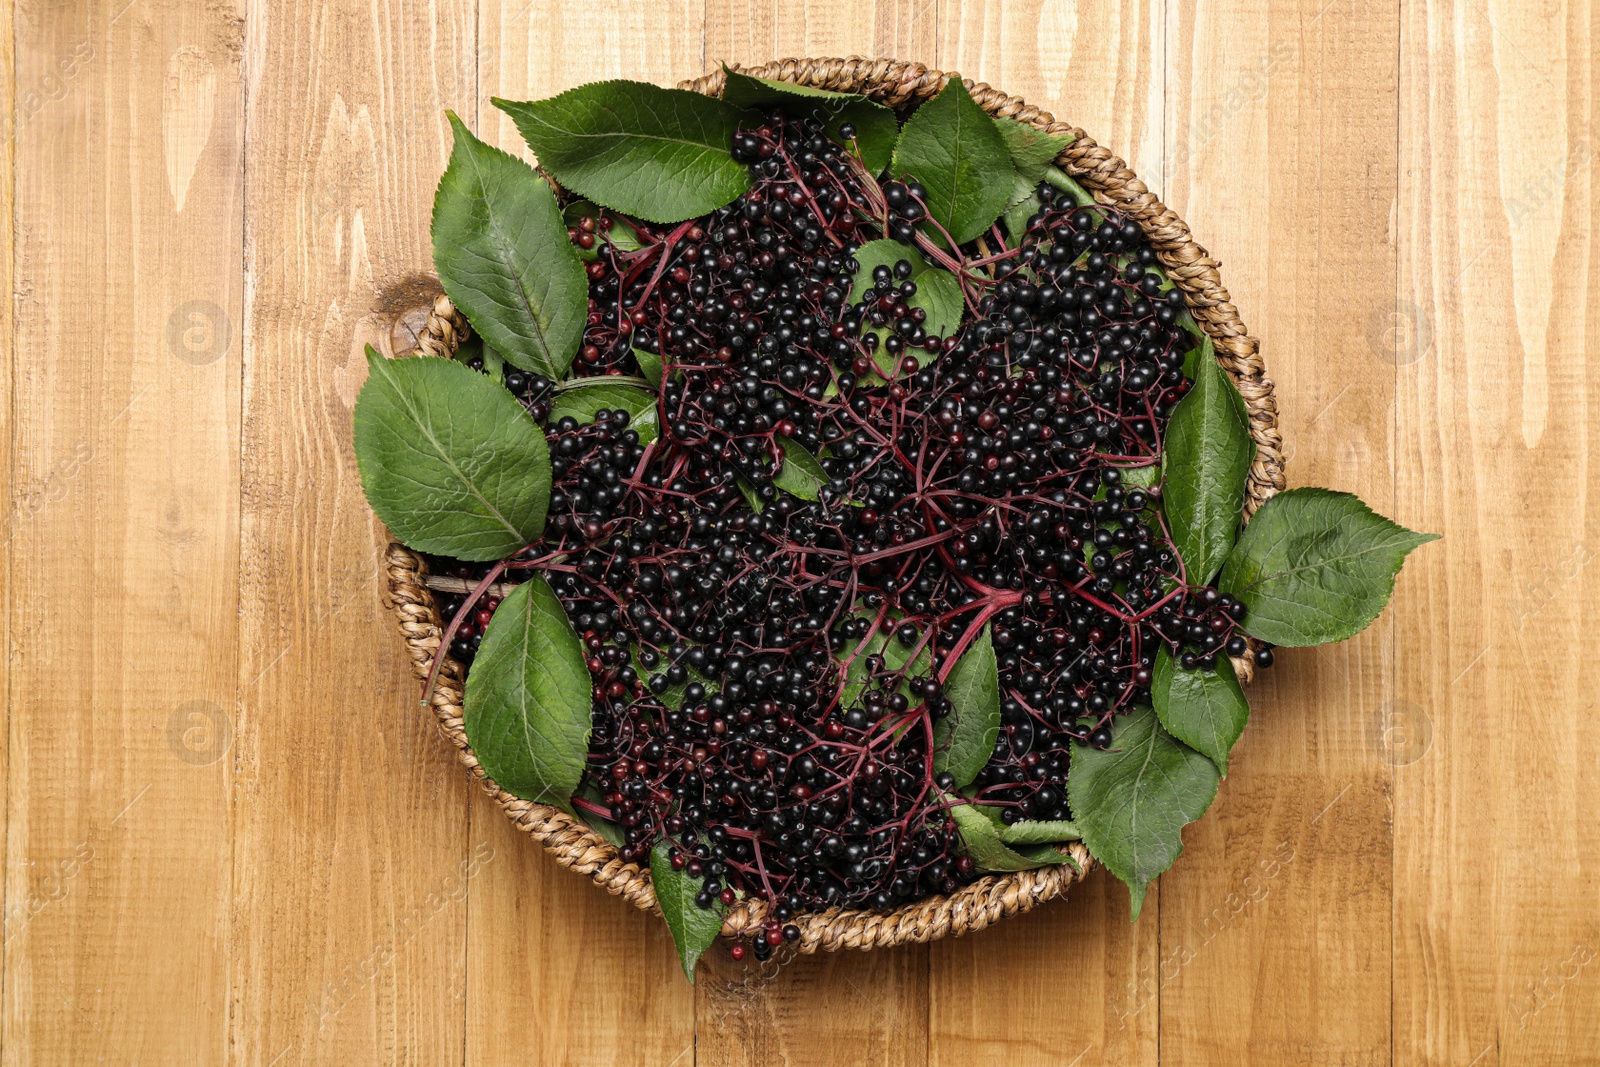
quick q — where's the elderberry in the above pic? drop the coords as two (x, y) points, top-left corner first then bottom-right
(430, 109), (1250, 921)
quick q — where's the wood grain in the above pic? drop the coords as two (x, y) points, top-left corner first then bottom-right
(0, 0), (13, 1048)
(698, 944), (928, 1067)
(480, 0), (708, 157)
(5, 1), (1598, 1063)
(704, 0), (942, 69)
(230, 0), (477, 1063)
(5, 0), (244, 1063)
(1155, 0), (1399, 1062)
(940, 0), (1165, 179)
(690, 7), (948, 1064)
(931, 6), (1163, 1064)
(1395, 0), (1600, 1064)
(467, 5), (704, 1062)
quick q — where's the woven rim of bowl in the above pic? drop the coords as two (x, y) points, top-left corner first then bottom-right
(383, 56), (1286, 954)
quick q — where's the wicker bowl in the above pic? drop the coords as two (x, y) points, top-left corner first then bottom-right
(383, 56), (1285, 954)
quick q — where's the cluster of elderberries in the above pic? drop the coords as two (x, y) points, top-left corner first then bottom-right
(428, 108), (1267, 932)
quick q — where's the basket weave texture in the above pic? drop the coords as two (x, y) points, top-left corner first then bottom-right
(384, 56), (1285, 953)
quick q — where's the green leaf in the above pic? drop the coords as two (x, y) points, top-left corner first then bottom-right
(773, 438), (827, 501)
(1218, 489), (1439, 647)
(720, 69), (898, 174)
(839, 610), (932, 709)
(452, 336), (506, 382)
(1145, 263), (1178, 293)
(562, 199), (645, 256)
(433, 113), (588, 378)
(650, 840), (726, 982)
(845, 240), (966, 375)
(1013, 842), (1083, 872)
(1152, 647), (1249, 775)
(632, 410), (661, 446)
(1002, 182), (1041, 246)
(632, 646), (716, 711)
(354, 350), (551, 560)
(549, 381), (659, 444)
(993, 117), (1073, 182)
(846, 238), (925, 300)
(549, 381), (655, 420)
(1121, 463), (1162, 490)
(912, 271), (965, 344)
(1164, 337), (1254, 585)
(495, 81), (753, 224)
(736, 476), (765, 514)
(834, 112), (899, 176)
(1068, 705), (1220, 919)
(999, 819), (1082, 845)
(949, 801), (1075, 873)
(1042, 165), (1098, 210)
(462, 575), (591, 811)
(880, 625), (932, 677)
(634, 348), (664, 387)
(574, 779), (627, 846)
(1004, 173), (1037, 211)
(561, 199), (596, 225)
(720, 68), (859, 106)
(890, 77), (1016, 245)
(933, 623), (1000, 789)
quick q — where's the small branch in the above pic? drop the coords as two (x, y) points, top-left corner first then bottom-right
(424, 575), (523, 598)
(572, 796), (616, 822)
(555, 375), (652, 392)
(422, 558), (509, 706)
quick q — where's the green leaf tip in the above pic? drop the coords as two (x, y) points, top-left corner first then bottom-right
(890, 75), (1016, 245)
(432, 113), (587, 377)
(934, 623), (1001, 789)
(948, 798), (1079, 874)
(495, 80), (753, 224)
(992, 116), (1074, 182)
(463, 574), (592, 809)
(1164, 338), (1254, 586)
(353, 350), (552, 560)
(1068, 706), (1219, 917)
(1153, 647), (1249, 776)
(1128, 882), (1149, 922)
(1220, 489), (1438, 647)
(998, 819), (1082, 846)
(651, 841), (727, 982)
(773, 438), (827, 501)
(719, 67), (898, 173)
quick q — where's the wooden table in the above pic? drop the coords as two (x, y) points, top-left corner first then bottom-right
(5, 1), (1594, 1063)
